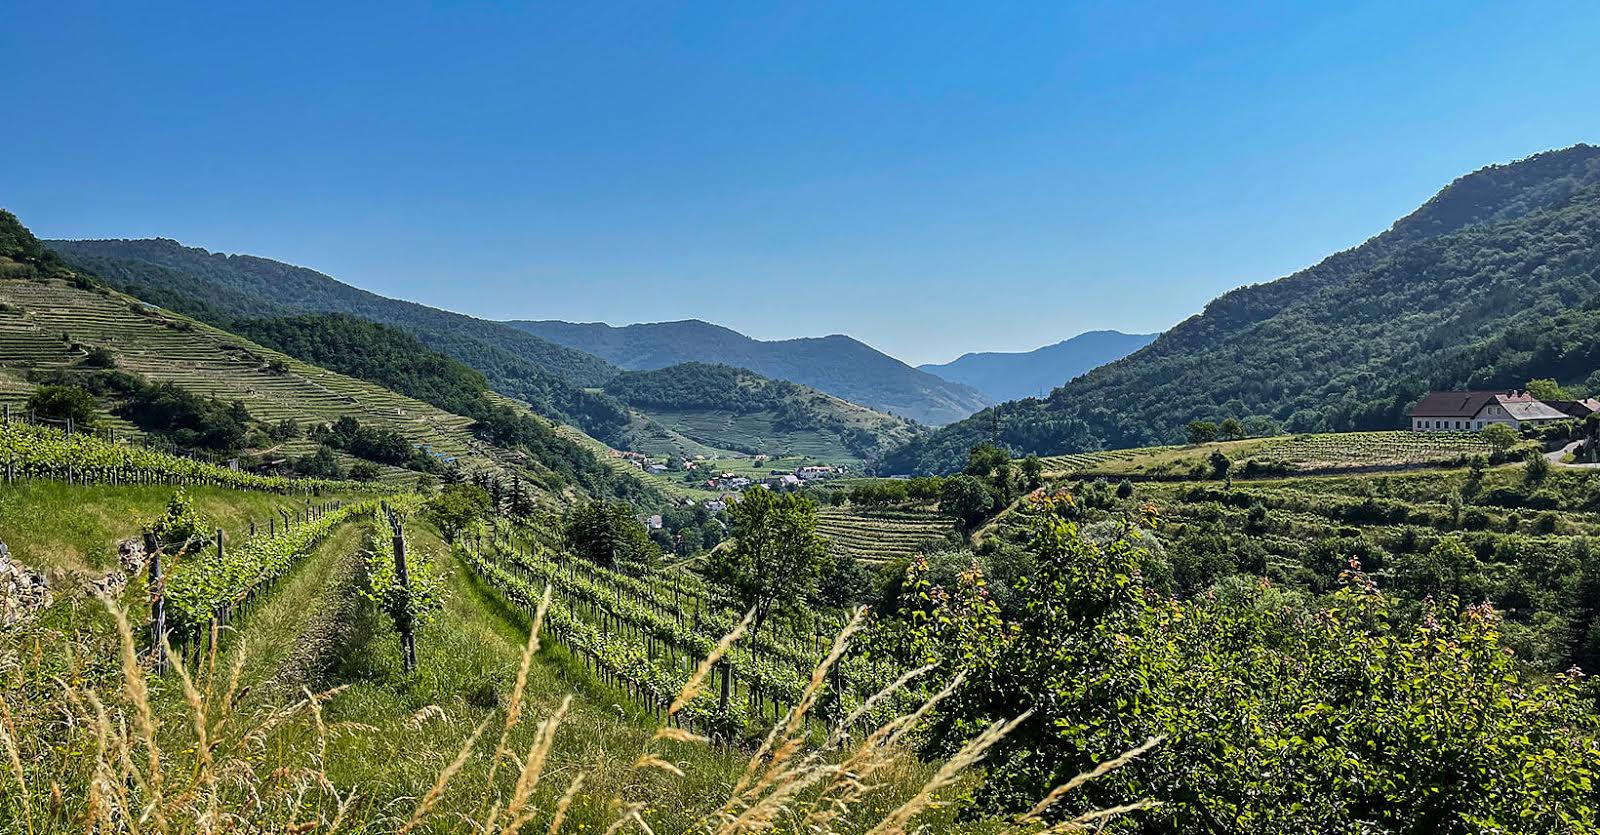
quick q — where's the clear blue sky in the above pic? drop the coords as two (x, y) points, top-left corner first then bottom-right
(4, 2), (1599, 365)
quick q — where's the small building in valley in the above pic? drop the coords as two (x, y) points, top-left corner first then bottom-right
(1409, 390), (1572, 432)
(1551, 398), (1600, 419)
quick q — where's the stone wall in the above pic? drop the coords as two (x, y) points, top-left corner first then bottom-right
(0, 537), (149, 628)
(0, 541), (52, 628)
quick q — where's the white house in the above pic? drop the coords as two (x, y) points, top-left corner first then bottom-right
(1409, 390), (1571, 432)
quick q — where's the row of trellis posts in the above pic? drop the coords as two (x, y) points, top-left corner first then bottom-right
(468, 529), (850, 739)
(120, 464), (851, 738)
(147, 498), (345, 676)
(2, 404), (247, 487)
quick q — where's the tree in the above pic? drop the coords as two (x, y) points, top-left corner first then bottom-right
(940, 474), (994, 532)
(564, 501), (660, 571)
(292, 444), (343, 479)
(1524, 449), (1552, 485)
(426, 484), (491, 544)
(923, 499), (1600, 830)
(1209, 449), (1232, 480)
(1020, 454), (1044, 490)
(1395, 535), (1483, 600)
(966, 443), (1014, 491)
(1218, 417), (1243, 440)
(906, 475), (945, 502)
(708, 488), (830, 640)
(816, 553), (872, 608)
(1478, 422), (1520, 451)
(1186, 420), (1218, 445)
(82, 345), (117, 368)
(348, 461), (382, 481)
(1240, 415), (1281, 438)
(1526, 378), (1572, 401)
(27, 384), (98, 428)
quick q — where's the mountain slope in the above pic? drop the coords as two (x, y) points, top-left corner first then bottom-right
(601, 362), (920, 462)
(45, 238), (633, 441)
(2, 210), (662, 504)
(508, 318), (991, 425)
(918, 330), (1157, 402)
(882, 144), (1600, 474)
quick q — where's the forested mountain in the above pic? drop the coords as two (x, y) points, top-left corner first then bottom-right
(509, 318), (992, 425)
(601, 362), (920, 461)
(46, 238), (633, 441)
(882, 144), (1600, 474)
(918, 330), (1156, 402)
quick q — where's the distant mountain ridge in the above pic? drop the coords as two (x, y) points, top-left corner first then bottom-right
(918, 330), (1157, 402)
(509, 318), (992, 425)
(882, 143), (1600, 474)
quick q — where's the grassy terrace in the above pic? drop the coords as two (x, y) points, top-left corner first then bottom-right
(1036, 430), (1498, 478)
(0, 480), (364, 574)
(643, 408), (862, 462)
(0, 278), (524, 481)
(817, 505), (958, 564)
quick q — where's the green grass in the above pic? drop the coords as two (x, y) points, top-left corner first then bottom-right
(2, 480), (1008, 833)
(193, 515), (748, 831)
(0, 479), (360, 574)
(644, 408), (862, 463)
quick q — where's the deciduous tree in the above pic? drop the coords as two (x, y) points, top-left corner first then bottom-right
(709, 488), (830, 639)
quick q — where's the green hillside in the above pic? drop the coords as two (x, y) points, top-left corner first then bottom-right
(883, 145), (1600, 473)
(46, 237), (635, 442)
(0, 213), (667, 504)
(226, 312), (660, 503)
(602, 362), (921, 463)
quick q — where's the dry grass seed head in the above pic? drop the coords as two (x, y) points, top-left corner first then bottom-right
(397, 716), (490, 835)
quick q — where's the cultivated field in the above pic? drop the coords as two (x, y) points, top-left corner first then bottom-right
(817, 505), (958, 564)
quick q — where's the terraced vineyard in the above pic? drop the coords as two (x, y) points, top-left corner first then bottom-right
(1031, 431), (1498, 480)
(1248, 430), (1495, 468)
(0, 277), (518, 480)
(817, 506), (958, 564)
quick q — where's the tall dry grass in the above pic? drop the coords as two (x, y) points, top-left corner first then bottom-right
(0, 590), (1158, 834)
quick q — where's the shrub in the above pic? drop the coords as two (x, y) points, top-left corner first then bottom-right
(26, 384), (98, 428)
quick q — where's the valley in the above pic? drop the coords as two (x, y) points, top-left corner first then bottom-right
(5, 144), (1600, 834)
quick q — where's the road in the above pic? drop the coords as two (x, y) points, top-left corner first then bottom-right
(1546, 440), (1600, 469)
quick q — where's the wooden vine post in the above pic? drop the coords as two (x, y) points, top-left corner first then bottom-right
(390, 508), (418, 673)
(145, 530), (167, 676)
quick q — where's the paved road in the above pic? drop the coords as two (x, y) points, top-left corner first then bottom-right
(1546, 440), (1600, 469)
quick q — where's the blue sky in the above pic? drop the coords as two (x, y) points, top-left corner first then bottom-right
(4, 2), (1599, 365)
